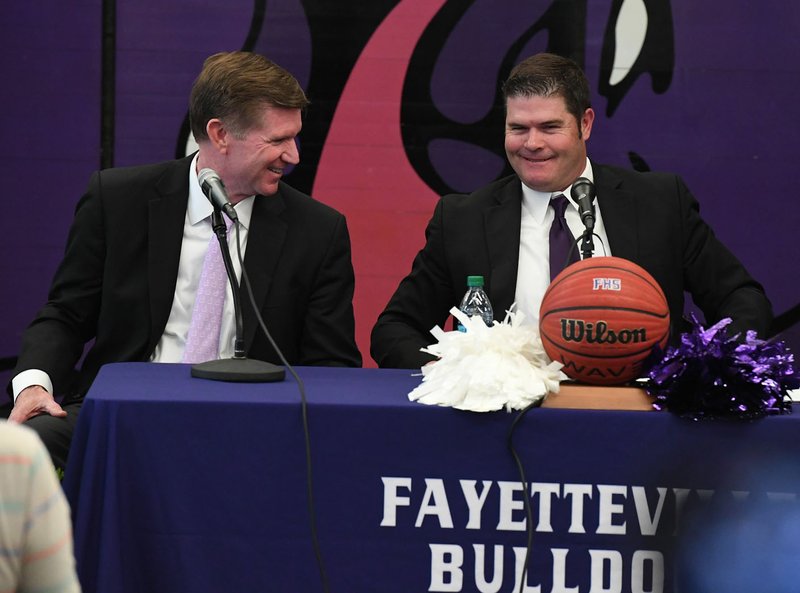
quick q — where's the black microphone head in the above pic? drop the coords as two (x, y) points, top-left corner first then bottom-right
(571, 176), (596, 233)
(197, 167), (239, 223)
(571, 177), (595, 202)
(198, 168), (223, 191)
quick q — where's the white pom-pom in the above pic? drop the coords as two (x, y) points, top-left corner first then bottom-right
(408, 306), (567, 412)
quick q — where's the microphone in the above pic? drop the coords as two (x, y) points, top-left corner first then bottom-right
(570, 177), (595, 232)
(198, 168), (239, 223)
(571, 177), (597, 259)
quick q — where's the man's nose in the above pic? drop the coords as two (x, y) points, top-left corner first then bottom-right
(523, 129), (543, 151)
(283, 139), (300, 165)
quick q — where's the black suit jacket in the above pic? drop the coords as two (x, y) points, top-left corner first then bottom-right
(14, 156), (361, 400)
(371, 163), (772, 369)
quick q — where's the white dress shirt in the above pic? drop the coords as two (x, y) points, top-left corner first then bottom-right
(150, 155), (254, 362)
(513, 159), (611, 326)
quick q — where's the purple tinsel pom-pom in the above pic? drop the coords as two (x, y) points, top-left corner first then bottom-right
(645, 317), (799, 420)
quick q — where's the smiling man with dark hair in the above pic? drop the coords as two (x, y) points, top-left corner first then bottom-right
(371, 52), (771, 369)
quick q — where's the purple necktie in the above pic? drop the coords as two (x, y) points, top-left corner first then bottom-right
(182, 218), (234, 363)
(549, 194), (579, 280)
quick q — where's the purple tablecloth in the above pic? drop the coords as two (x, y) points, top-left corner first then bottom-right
(63, 362), (800, 593)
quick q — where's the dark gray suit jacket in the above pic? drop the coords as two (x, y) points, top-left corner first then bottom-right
(14, 156), (361, 400)
(370, 163), (772, 369)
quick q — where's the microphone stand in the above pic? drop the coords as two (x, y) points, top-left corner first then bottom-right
(190, 209), (285, 382)
(580, 228), (594, 260)
(579, 206), (595, 260)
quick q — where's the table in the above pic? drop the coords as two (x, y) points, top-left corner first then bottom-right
(63, 363), (800, 593)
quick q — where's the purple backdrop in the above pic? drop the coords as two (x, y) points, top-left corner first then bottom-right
(2, 0), (798, 366)
(0, 1), (101, 363)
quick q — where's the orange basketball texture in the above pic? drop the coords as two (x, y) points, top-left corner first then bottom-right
(539, 257), (670, 385)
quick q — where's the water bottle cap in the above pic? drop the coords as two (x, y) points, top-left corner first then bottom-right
(466, 275), (484, 287)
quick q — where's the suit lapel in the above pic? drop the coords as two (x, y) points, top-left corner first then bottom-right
(484, 178), (523, 313)
(147, 157), (192, 354)
(241, 189), (288, 349)
(594, 164), (639, 261)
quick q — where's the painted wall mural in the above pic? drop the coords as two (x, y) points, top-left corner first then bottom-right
(2, 0), (798, 366)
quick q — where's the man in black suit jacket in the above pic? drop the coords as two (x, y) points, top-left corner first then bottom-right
(371, 53), (771, 369)
(9, 52), (361, 468)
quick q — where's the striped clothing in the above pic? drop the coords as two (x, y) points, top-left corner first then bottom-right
(0, 422), (81, 593)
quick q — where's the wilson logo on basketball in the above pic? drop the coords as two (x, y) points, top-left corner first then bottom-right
(592, 278), (621, 291)
(560, 319), (647, 344)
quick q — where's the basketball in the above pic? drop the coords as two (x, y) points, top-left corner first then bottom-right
(539, 256), (670, 385)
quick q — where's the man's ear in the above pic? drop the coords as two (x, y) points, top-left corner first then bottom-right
(206, 119), (228, 153)
(580, 108), (595, 141)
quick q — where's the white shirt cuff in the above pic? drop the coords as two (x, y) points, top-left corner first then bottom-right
(11, 370), (53, 403)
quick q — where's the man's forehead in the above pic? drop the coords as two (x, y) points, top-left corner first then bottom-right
(505, 94), (572, 122)
(506, 92), (568, 109)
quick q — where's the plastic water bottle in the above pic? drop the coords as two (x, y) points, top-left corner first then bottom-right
(457, 275), (494, 331)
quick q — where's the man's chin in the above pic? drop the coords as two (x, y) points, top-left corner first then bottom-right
(520, 176), (555, 193)
(512, 163), (556, 191)
(257, 183), (280, 197)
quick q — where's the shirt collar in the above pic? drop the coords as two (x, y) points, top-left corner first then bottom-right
(187, 153), (255, 230)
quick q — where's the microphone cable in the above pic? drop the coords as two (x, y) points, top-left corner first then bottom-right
(232, 222), (331, 593)
(506, 398), (545, 593)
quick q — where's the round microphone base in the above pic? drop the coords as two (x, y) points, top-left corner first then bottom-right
(190, 357), (285, 383)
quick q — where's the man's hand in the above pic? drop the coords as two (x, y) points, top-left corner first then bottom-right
(8, 385), (67, 424)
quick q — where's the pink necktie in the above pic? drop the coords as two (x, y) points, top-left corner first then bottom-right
(182, 218), (233, 363)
